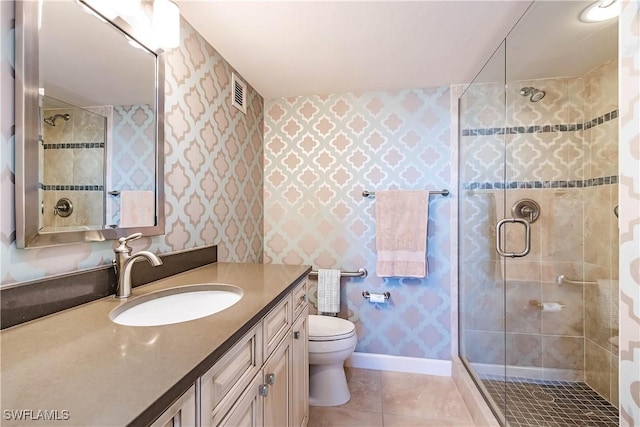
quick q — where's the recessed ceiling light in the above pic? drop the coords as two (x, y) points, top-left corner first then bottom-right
(580, 0), (620, 23)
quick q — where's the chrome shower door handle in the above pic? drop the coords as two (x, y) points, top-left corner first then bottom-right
(496, 218), (531, 258)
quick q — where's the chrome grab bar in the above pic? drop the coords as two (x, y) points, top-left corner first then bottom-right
(308, 268), (368, 279)
(556, 275), (597, 285)
(496, 218), (531, 258)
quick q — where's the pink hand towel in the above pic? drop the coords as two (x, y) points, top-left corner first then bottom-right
(375, 190), (429, 278)
(120, 191), (155, 227)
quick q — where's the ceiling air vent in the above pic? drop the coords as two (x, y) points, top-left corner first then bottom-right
(231, 73), (247, 114)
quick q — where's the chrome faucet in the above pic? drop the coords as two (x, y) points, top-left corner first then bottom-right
(113, 233), (163, 299)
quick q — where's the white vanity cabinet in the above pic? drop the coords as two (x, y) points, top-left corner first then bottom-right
(200, 279), (309, 427)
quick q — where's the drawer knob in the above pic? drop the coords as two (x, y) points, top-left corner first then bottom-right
(259, 384), (269, 396)
(293, 331), (301, 339)
(266, 373), (276, 385)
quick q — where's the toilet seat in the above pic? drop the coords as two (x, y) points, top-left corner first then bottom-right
(309, 315), (355, 341)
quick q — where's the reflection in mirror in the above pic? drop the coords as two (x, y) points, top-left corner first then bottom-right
(15, 0), (165, 248)
(40, 96), (106, 232)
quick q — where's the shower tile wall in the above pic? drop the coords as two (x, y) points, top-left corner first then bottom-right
(460, 58), (618, 402)
(42, 107), (105, 229)
(583, 59), (619, 406)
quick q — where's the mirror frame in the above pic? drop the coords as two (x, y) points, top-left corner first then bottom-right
(14, 0), (165, 248)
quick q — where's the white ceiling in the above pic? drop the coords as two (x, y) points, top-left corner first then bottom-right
(42, 1), (618, 107)
(175, 1), (535, 99)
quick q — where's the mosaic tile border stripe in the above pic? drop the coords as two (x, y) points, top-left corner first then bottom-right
(39, 184), (104, 191)
(42, 143), (105, 149)
(463, 175), (618, 190)
(461, 109), (618, 136)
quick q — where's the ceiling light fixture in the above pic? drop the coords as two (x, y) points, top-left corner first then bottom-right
(152, 0), (180, 49)
(79, 0), (180, 51)
(580, 0), (620, 23)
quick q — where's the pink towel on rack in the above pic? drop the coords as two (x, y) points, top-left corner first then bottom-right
(375, 190), (429, 278)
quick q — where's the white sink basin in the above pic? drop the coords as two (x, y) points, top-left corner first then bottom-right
(110, 284), (243, 327)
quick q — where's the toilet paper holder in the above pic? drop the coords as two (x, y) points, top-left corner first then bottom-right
(362, 291), (391, 301)
(529, 299), (566, 310)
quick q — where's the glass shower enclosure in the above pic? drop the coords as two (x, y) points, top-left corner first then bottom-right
(458, 1), (620, 425)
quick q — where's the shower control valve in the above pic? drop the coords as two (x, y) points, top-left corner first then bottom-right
(54, 198), (73, 217)
(511, 199), (540, 223)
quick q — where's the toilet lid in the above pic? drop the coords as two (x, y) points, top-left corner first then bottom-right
(309, 315), (356, 341)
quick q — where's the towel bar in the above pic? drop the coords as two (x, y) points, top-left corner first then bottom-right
(362, 189), (449, 198)
(308, 268), (368, 279)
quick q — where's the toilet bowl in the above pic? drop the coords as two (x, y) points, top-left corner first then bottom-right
(308, 314), (357, 406)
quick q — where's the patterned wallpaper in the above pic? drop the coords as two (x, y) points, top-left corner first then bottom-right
(0, 10), (263, 286)
(111, 104), (155, 192)
(618, 1), (640, 424)
(263, 89), (453, 360)
(107, 104), (156, 226)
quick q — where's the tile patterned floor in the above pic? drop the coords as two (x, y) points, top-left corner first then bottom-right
(481, 375), (619, 427)
(308, 368), (476, 427)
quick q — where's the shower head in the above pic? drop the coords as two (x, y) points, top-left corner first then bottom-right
(520, 87), (546, 102)
(43, 113), (70, 127)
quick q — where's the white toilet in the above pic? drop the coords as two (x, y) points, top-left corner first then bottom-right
(308, 314), (357, 406)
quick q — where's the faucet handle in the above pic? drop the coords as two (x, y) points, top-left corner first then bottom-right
(120, 232), (142, 244)
(114, 233), (142, 253)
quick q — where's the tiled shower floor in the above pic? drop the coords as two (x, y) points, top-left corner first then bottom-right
(481, 375), (619, 427)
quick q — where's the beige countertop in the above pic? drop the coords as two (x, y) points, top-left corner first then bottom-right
(0, 262), (311, 426)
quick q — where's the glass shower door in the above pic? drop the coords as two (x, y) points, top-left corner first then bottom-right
(458, 39), (508, 422)
(460, 2), (620, 425)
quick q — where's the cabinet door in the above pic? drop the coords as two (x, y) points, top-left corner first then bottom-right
(263, 335), (292, 427)
(202, 324), (263, 426)
(151, 385), (197, 427)
(291, 308), (309, 427)
(216, 373), (264, 427)
(263, 295), (292, 358)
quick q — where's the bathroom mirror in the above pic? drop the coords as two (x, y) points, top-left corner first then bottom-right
(15, 0), (165, 248)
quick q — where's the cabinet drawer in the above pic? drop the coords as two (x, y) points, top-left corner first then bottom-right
(201, 324), (263, 426)
(263, 295), (292, 358)
(292, 279), (308, 320)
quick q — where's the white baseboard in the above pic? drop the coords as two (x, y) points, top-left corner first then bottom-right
(345, 352), (451, 376)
